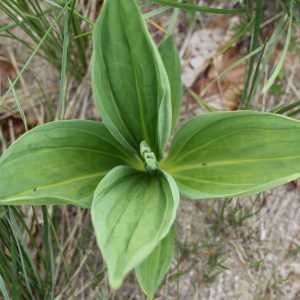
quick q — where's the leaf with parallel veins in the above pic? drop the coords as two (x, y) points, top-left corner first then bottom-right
(92, 166), (179, 288)
(159, 36), (182, 130)
(0, 121), (140, 207)
(163, 111), (300, 199)
(136, 228), (175, 299)
(92, 0), (172, 158)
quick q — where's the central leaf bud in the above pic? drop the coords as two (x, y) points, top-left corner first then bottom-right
(140, 141), (158, 172)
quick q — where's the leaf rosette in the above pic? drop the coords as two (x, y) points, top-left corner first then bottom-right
(1, 0), (300, 298)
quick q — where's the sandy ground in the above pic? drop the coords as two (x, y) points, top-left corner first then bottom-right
(170, 186), (300, 300)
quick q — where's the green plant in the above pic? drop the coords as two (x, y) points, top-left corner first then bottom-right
(1, 0), (300, 298)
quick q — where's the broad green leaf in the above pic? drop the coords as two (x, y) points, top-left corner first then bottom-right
(163, 111), (300, 199)
(92, 0), (172, 158)
(136, 228), (175, 299)
(91, 166), (179, 288)
(0, 121), (139, 207)
(159, 36), (182, 130)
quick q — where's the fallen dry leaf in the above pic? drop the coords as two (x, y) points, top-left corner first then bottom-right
(0, 56), (15, 95)
(181, 15), (240, 88)
(191, 41), (246, 111)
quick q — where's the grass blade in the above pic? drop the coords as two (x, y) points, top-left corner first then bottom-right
(144, 6), (171, 18)
(239, 0), (264, 108)
(262, 3), (294, 94)
(1, 0), (72, 103)
(271, 100), (300, 114)
(0, 274), (10, 300)
(201, 46), (263, 96)
(150, 0), (246, 15)
(57, 0), (75, 119)
(8, 79), (28, 131)
(42, 207), (56, 300)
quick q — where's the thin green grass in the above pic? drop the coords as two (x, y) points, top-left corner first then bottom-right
(8, 79), (28, 131)
(0, 205), (100, 300)
(239, 0), (264, 108)
(1, 2), (71, 102)
(57, 0), (75, 120)
(0, 208), (43, 299)
(0, 0), (90, 81)
(0, 274), (10, 300)
(150, 0), (246, 14)
(238, 0), (297, 109)
(262, 6), (294, 94)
